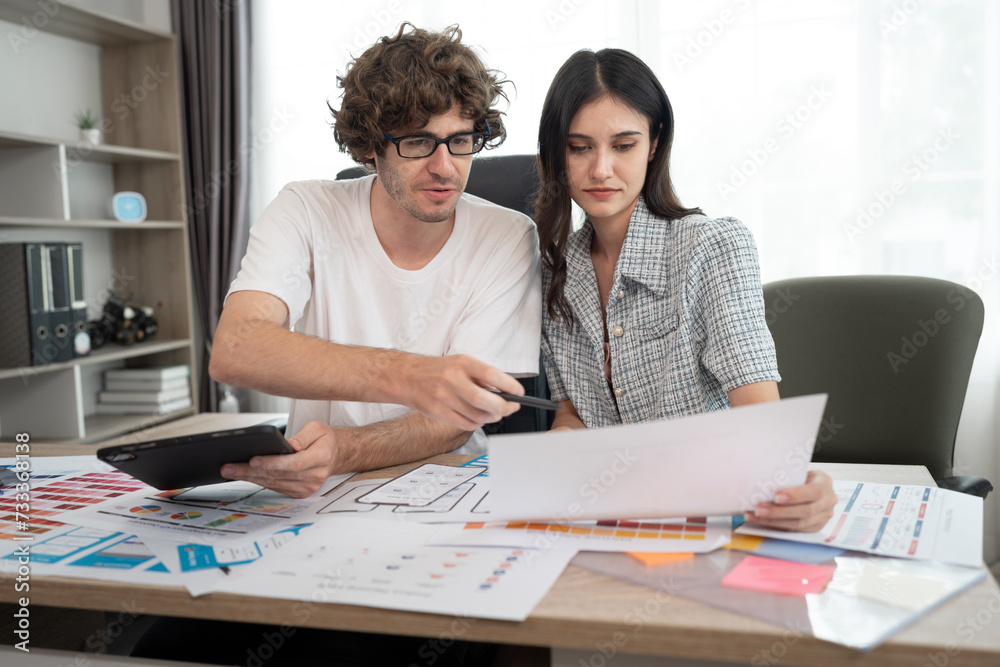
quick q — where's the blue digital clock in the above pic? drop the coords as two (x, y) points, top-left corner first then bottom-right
(111, 191), (148, 222)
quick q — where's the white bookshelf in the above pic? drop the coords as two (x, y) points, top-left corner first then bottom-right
(0, 0), (198, 443)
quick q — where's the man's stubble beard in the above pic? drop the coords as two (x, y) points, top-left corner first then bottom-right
(377, 161), (462, 224)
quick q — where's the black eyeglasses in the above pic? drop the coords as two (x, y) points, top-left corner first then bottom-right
(383, 125), (491, 159)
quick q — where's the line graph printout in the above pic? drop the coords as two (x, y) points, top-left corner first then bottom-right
(737, 481), (984, 568)
(431, 516), (731, 553)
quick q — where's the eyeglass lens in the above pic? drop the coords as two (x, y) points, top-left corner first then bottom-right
(398, 133), (486, 157)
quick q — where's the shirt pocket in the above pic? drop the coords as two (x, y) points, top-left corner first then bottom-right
(641, 306), (679, 339)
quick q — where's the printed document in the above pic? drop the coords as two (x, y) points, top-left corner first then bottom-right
(488, 394), (827, 521)
(737, 481), (984, 568)
(214, 520), (576, 621)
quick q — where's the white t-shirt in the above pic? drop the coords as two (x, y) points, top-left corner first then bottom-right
(226, 176), (541, 451)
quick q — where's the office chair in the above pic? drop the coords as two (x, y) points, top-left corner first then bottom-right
(762, 275), (991, 498)
(336, 154), (549, 433)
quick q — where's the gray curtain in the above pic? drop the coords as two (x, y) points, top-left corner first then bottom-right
(171, 0), (251, 412)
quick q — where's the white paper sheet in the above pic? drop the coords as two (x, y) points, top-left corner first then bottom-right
(58, 475), (350, 544)
(142, 524), (311, 596)
(214, 520), (577, 621)
(356, 463), (485, 506)
(296, 475), (493, 524)
(737, 481), (984, 568)
(430, 516), (731, 553)
(488, 394), (827, 521)
(0, 525), (182, 586)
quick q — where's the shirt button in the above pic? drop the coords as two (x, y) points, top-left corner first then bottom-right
(612, 325), (624, 337)
(616, 290), (624, 299)
(614, 387), (625, 398)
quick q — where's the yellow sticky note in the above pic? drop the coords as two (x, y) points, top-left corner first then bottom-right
(724, 534), (766, 551)
(628, 552), (695, 567)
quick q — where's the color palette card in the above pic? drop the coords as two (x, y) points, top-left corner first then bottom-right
(721, 555), (835, 596)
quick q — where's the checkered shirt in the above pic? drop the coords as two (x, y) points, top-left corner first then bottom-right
(541, 197), (780, 427)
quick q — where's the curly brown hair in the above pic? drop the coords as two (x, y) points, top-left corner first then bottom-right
(330, 23), (510, 170)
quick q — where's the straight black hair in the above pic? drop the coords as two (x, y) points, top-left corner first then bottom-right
(535, 48), (701, 328)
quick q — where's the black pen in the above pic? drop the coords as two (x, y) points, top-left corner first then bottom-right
(489, 390), (564, 411)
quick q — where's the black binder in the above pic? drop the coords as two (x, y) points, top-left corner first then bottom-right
(0, 243), (51, 368)
(44, 243), (74, 363)
(66, 242), (90, 357)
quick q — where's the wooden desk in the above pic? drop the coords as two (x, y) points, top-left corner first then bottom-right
(2, 414), (999, 666)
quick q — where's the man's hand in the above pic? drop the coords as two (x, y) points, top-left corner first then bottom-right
(744, 470), (837, 533)
(220, 422), (336, 498)
(211, 292), (524, 433)
(399, 354), (523, 431)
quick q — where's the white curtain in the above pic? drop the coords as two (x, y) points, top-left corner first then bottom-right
(250, 0), (999, 561)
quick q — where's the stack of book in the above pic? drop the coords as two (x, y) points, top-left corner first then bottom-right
(97, 364), (193, 415)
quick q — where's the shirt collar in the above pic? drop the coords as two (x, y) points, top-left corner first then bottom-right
(564, 218), (594, 290)
(617, 197), (671, 293)
(565, 197), (672, 295)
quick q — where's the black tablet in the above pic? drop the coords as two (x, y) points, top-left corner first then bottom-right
(96, 424), (294, 490)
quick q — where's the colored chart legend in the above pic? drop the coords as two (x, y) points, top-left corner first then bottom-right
(0, 469), (149, 541)
(434, 516), (731, 553)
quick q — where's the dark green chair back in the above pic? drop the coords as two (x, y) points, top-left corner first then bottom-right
(762, 275), (984, 481)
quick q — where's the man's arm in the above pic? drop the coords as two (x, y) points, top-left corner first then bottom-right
(221, 413), (471, 497)
(329, 413), (471, 473)
(210, 290), (523, 431)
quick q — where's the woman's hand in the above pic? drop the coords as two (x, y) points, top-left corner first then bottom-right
(549, 399), (586, 431)
(744, 470), (836, 533)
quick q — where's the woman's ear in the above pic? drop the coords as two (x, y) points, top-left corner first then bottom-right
(649, 123), (662, 161)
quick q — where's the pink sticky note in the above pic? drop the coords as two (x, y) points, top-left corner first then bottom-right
(721, 555), (834, 596)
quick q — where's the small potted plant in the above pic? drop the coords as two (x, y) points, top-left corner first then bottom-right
(74, 108), (102, 145)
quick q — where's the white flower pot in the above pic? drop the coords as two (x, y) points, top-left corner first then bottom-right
(80, 128), (102, 145)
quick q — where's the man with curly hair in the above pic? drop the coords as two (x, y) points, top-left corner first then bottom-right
(211, 24), (540, 498)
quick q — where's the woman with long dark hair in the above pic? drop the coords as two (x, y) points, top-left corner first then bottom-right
(536, 49), (835, 532)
